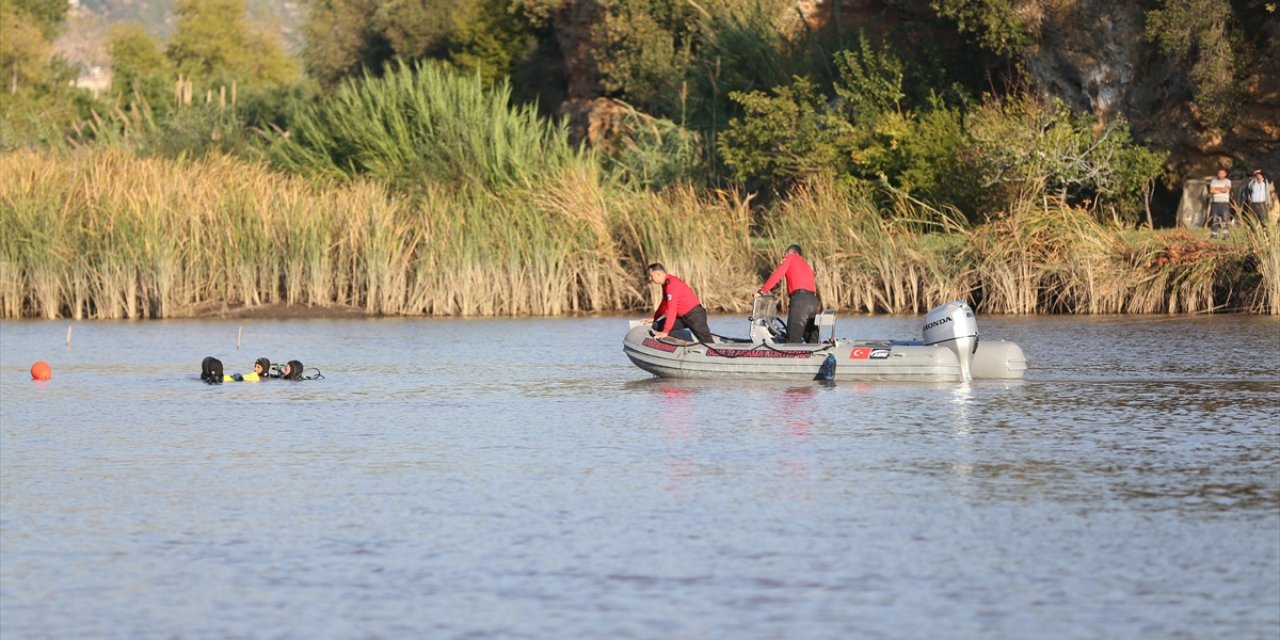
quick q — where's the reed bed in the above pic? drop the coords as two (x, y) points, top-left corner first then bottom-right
(760, 180), (968, 314)
(610, 185), (758, 313)
(1, 150), (1275, 319)
(270, 60), (586, 191)
(0, 148), (737, 318)
(962, 203), (1277, 315)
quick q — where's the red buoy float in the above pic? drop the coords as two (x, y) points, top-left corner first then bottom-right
(31, 361), (52, 381)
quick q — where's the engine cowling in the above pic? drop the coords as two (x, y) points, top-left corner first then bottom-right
(922, 301), (980, 382)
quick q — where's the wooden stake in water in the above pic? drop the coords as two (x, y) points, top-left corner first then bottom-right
(66, 325), (72, 346)
(237, 326), (242, 350)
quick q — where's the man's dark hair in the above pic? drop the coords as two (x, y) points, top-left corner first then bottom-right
(647, 262), (666, 273)
(785, 244), (803, 256)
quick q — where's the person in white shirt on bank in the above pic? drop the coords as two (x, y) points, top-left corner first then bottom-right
(1208, 168), (1233, 239)
(1247, 169), (1272, 225)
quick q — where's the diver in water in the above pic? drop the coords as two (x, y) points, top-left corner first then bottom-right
(201, 356), (273, 383)
(278, 359), (305, 381)
(201, 356), (225, 384)
(240, 357), (271, 381)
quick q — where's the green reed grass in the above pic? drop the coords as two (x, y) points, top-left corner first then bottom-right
(270, 61), (588, 191)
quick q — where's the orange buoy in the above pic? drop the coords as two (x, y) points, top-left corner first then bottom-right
(31, 361), (52, 381)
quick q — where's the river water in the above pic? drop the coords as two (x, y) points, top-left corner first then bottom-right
(1, 313), (1277, 639)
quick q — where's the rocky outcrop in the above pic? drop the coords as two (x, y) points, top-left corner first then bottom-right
(1017, 1), (1278, 182)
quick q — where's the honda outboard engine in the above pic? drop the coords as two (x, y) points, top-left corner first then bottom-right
(922, 301), (980, 382)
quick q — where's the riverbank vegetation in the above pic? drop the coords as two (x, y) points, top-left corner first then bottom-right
(3, 146), (1274, 319)
(2, 0), (1276, 318)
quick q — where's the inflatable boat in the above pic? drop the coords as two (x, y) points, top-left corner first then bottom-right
(623, 296), (1026, 382)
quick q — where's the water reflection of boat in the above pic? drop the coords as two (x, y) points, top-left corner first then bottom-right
(623, 296), (1026, 383)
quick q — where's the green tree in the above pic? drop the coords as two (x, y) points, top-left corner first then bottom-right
(301, 0), (540, 88)
(167, 0), (300, 87)
(108, 23), (174, 113)
(961, 94), (1166, 221)
(594, 0), (696, 116)
(832, 36), (906, 123)
(5, 0), (67, 39)
(930, 0), (1036, 55)
(718, 76), (852, 188)
(830, 36), (972, 208)
(1146, 0), (1242, 129)
(1, 0), (52, 95)
(441, 0), (540, 84)
(0, 0), (87, 149)
(300, 0), (393, 87)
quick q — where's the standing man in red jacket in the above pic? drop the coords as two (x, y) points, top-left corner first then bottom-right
(757, 244), (820, 343)
(648, 263), (715, 343)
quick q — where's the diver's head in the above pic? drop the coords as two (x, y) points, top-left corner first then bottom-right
(284, 360), (304, 380)
(201, 356), (224, 383)
(254, 357), (271, 376)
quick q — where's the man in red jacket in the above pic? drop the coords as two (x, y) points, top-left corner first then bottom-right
(757, 244), (820, 343)
(648, 263), (714, 343)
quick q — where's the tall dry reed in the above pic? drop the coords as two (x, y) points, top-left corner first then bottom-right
(1, 150), (1275, 319)
(0, 149), (656, 318)
(609, 185), (757, 313)
(760, 180), (968, 314)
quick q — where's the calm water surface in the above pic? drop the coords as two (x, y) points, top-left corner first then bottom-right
(1, 314), (1278, 639)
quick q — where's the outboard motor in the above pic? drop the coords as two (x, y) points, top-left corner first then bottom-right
(922, 301), (980, 382)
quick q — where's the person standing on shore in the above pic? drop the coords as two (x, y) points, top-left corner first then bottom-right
(757, 244), (820, 343)
(1208, 168), (1233, 239)
(1247, 169), (1272, 225)
(647, 263), (715, 343)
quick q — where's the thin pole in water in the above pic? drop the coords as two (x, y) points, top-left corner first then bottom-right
(66, 325), (72, 346)
(237, 326), (242, 350)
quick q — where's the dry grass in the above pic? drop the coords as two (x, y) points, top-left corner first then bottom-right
(760, 180), (968, 314)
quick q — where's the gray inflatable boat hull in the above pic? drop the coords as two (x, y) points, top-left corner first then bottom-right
(622, 324), (1027, 382)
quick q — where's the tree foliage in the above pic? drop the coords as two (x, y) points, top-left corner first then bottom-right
(167, 0), (299, 86)
(718, 77), (851, 188)
(962, 95), (1167, 221)
(720, 35), (1166, 224)
(301, 0), (540, 89)
(300, 0), (393, 87)
(107, 23), (174, 113)
(832, 37), (906, 123)
(1, 0), (55, 95)
(0, 0), (87, 149)
(1145, 0), (1243, 129)
(4, 0), (68, 39)
(594, 0), (696, 116)
(930, 0), (1037, 55)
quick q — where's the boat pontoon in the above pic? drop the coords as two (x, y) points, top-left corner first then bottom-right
(623, 295), (1026, 382)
